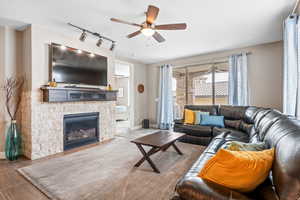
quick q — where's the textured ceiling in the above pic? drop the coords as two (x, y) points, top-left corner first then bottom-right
(0, 0), (296, 64)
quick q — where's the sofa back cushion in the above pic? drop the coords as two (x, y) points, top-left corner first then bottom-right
(184, 105), (218, 115)
(253, 109), (272, 128)
(218, 105), (248, 120)
(224, 119), (241, 129)
(263, 117), (300, 199)
(244, 106), (260, 123)
(256, 110), (285, 141)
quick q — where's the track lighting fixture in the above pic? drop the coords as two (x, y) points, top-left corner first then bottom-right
(79, 31), (87, 42)
(96, 38), (103, 47)
(110, 42), (116, 51)
(68, 23), (116, 51)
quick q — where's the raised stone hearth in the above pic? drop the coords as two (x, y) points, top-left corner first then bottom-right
(20, 90), (116, 160)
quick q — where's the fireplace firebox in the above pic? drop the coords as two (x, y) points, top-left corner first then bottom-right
(63, 112), (99, 150)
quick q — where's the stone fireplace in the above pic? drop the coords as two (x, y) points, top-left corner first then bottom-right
(63, 112), (99, 150)
(20, 90), (116, 160)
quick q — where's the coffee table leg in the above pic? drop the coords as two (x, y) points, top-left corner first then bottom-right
(135, 144), (160, 173)
(134, 146), (157, 167)
(172, 142), (183, 155)
(161, 142), (172, 151)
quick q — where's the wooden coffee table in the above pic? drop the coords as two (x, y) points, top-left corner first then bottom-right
(131, 131), (185, 173)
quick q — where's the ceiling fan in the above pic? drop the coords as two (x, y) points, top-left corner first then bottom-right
(110, 5), (187, 43)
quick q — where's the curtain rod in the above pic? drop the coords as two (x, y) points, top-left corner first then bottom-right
(174, 60), (228, 69)
(173, 52), (252, 69)
(292, 0), (300, 14)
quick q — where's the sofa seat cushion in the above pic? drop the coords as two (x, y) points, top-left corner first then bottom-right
(225, 129), (249, 142)
(176, 177), (254, 200)
(224, 141), (268, 151)
(213, 127), (249, 142)
(212, 127), (230, 138)
(179, 135), (211, 146)
(175, 124), (212, 137)
(185, 152), (215, 176)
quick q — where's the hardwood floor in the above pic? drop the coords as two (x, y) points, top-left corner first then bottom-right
(0, 157), (49, 200)
(0, 140), (112, 200)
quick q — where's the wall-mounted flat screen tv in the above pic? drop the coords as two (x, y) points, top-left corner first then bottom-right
(50, 44), (108, 86)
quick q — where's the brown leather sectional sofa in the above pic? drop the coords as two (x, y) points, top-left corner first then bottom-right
(173, 105), (300, 200)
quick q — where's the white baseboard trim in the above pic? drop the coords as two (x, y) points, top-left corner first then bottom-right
(0, 152), (5, 159)
(131, 125), (142, 130)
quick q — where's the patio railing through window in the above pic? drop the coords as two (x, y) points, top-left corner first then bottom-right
(172, 62), (229, 119)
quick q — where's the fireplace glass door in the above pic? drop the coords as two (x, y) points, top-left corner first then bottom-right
(63, 112), (99, 150)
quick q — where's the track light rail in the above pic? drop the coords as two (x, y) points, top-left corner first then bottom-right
(68, 23), (115, 43)
(68, 23), (116, 51)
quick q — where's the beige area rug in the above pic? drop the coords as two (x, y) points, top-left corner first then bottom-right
(18, 130), (205, 200)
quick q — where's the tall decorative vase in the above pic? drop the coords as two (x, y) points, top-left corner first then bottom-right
(5, 120), (22, 161)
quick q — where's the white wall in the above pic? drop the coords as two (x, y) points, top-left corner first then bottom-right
(147, 41), (283, 124)
(0, 27), (5, 155)
(116, 57), (148, 128)
(132, 62), (148, 127)
(0, 26), (22, 157)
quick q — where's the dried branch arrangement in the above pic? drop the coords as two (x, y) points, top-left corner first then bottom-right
(3, 77), (24, 121)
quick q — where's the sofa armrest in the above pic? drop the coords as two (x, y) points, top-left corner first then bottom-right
(174, 119), (184, 125)
(176, 177), (254, 200)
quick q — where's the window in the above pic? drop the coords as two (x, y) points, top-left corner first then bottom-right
(173, 62), (229, 117)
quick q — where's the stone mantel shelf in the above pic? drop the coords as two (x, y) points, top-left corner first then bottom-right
(41, 87), (118, 103)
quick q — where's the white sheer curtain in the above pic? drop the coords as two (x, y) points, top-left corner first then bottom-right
(283, 14), (300, 117)
(228, 53), (249, 106)
(157, 64), (174, 129)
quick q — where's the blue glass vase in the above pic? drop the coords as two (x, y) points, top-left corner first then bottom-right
(5, 120), (22, 161)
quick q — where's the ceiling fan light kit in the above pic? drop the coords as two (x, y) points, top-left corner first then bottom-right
(68, 23), (116, 51)
(110, 5), (187, 43)
(141, 28), (155, 36)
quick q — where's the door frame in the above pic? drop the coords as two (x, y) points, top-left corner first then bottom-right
(115, 60), (135, 130)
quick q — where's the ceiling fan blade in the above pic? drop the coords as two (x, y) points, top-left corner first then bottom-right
(127, 30), (141, 38)
(152, 32), (165, 43)
(146, 5), (159, 24)
(155, 23), (187, 30)
(110, 18), (142, 27)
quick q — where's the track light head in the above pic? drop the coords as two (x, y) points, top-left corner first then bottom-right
(110, 42), (116, 51)
(79, 31), (87, 42)
(96, 38), (103, 47)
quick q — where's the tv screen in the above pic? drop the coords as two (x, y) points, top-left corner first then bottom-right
(50, 44), (108, 86)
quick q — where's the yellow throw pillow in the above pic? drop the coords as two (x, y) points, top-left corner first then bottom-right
(198, 148), (274, 192)
(184, 109), (195, 124)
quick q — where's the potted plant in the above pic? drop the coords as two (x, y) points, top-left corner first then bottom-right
(2, 77), (24, 161)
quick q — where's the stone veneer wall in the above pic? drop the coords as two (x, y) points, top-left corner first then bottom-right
(21, 90), (116, 160)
